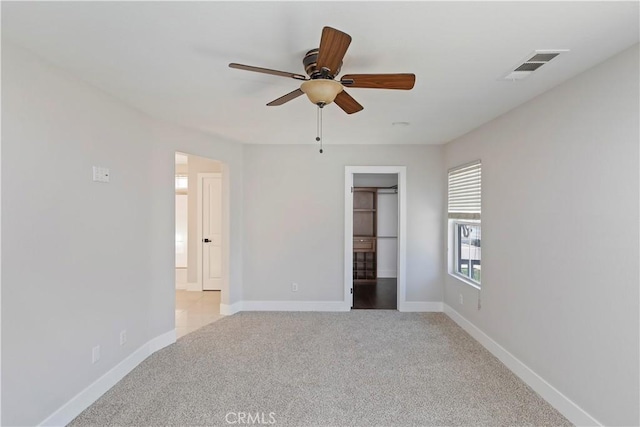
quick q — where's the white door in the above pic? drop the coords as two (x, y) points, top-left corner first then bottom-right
(202, 175), (222, 290)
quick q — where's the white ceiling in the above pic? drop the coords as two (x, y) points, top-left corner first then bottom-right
(3, 1), (638, 145)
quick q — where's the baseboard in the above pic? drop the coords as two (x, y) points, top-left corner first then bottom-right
(39, 329), (176, 426)
(238, 300), (440, 313)
(175, 282), (187, 290)
(186, 282), (200, 292)
(242, 300), (351, 312)
(220, 300), (242, 315)
(398, 301), (443, 312)
(148, 329), (176, 353)
(443, 304), (602, 427)
(377, 269), (397, 278)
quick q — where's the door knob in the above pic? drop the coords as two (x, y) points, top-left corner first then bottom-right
(203, 238), (211, 243)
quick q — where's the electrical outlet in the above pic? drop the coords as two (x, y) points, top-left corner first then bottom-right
(459, 293), (464, 305)
(292, 283), (298, 292)
(120, 330), (127, 346)
(92, 345), (101, 364)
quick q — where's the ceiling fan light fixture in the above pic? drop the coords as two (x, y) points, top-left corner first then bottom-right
(300, 79), (344, 105)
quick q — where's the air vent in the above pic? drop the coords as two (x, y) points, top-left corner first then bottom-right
(503, 49), (569, 81)
(514, 62), (545, 72)
(528, 53), (560, 62)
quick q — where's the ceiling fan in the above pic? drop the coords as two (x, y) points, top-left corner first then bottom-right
(229, 26), (416, 114)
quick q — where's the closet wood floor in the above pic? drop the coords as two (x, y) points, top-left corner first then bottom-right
(353, 278), (397, 309)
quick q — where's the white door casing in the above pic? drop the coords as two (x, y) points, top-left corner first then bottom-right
(197, 173), (222, 291)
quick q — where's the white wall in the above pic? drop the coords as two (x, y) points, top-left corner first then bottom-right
(1, 40), (244, 426)
(242, 144), (444, 303)
(376, 191), (398, 278)
(443, 44), (639, 426)
(353, 173), (398, 188)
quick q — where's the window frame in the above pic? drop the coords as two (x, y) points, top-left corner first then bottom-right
(447, 160), (482, 289)
(451, 220), (481, 287)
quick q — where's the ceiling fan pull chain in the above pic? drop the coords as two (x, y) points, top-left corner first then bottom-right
(316, 105), (324, 153)
(316, 105), (320, 142)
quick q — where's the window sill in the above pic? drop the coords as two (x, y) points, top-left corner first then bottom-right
(448, 272), (481, 290)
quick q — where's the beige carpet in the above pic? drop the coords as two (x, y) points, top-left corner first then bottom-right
(70, 311), (572, 426)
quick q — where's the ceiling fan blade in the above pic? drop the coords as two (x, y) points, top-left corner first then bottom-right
(266, 89), (305, 106)
(316, 27), (352, 76)
(229, 63), (307, 81)
(341, 74), (416, 90)
(334, 90), (363, 114)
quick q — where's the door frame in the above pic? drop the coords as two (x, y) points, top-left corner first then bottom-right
(344, 166), (407, 310)
(196, 172), (223, 292)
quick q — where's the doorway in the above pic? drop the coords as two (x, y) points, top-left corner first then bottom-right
(174, 152), (229, 338)
(352, 174), (398, 309)
(344, 166), (407, 311)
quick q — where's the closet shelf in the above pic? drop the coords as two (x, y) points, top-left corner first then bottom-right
(353, 187), (377, 284)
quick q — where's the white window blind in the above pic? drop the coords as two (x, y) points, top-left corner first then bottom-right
(448, 161), (481, 220)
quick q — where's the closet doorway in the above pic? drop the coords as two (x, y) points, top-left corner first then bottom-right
(344, 166), (407, 310)
(353, 175), (398, 309)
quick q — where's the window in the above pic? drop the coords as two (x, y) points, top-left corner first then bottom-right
(448, 161), (481, 286)
(455, 222), (481, 283)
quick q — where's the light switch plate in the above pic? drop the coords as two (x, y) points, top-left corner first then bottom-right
(92, 166), (110, 183)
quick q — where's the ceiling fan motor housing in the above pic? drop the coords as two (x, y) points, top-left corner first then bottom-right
(304, 48), (341, 79)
